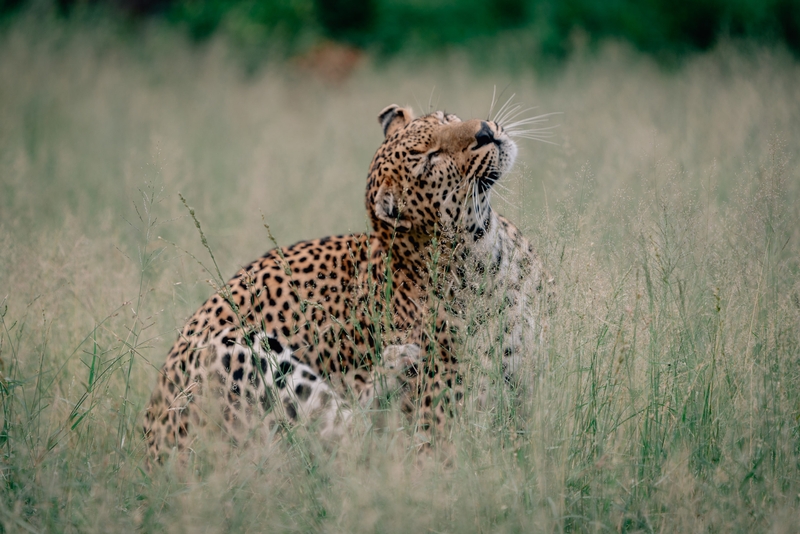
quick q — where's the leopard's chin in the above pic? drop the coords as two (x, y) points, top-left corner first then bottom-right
(477, 170), (501, 193)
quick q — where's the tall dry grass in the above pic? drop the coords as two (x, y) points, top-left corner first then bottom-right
(1, 12), (799, 533)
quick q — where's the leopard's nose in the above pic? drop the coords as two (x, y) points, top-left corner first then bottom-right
(474, 121), (496, 149)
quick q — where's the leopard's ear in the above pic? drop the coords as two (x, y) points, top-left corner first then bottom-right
(378, 104), (414, 138)
(373, 182), (412, 232)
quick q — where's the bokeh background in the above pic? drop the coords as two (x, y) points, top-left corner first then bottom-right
(5, 0), (800, 58)
(1, 1), (800, 532)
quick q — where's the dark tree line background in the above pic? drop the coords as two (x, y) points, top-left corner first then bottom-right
(2, 0), (799, 59)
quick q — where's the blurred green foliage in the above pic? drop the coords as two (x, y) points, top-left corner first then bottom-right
(3, 0), (799, 58)
(168, 0), (318, 47)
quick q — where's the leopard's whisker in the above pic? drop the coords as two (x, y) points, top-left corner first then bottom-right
(490, 187), (520, 211)
(491, 94), (514, 122)
(493, 181), (513, 194)
(472, 181), (478, 223)
(452, 176), (472, 196)
(504, 124), (558, 136)
(495, 103), (523, 127)
(497, 105), (539, 127)
(505, 127), (559, 137)
(502, 112), (562, 131)
(507, 131), (558, 139)
(492, 94), (517, 124)
(507, 132), (560, 145)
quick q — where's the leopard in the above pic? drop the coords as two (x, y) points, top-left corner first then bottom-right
(142, 103), (553, 466)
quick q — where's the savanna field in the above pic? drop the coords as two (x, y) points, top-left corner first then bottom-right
(2, 8), (800, 533)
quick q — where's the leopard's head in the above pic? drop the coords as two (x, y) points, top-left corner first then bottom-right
(366, 105), (518, 246)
